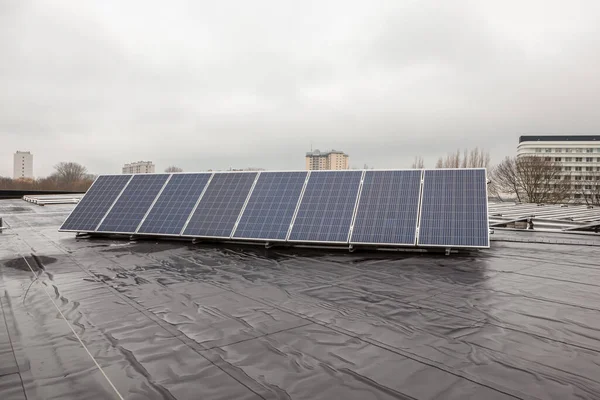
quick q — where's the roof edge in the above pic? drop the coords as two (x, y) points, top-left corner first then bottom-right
(519, 135), (600, 143)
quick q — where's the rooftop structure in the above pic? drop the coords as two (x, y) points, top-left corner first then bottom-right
(22, 193), (83, 206)
(122, 161), (155, 174)
(519, 135), (600, 143)
(489, 201), (600, 233)
(305, 149), (349, 170)
(1, 198), (600, 399)
(13, 151), (33, 180)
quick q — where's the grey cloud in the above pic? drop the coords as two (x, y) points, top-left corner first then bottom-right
(1, 0), (600, 176)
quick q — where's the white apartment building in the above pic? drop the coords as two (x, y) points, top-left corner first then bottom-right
(517, 135), (600, 201)
(13, 151), (33, 179)
(122, 161), (155, 174)
(305, 149), (349, 170)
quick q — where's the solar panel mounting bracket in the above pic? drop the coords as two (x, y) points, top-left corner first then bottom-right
(346, 170), (366, 243)
(414, 170), (425, 246)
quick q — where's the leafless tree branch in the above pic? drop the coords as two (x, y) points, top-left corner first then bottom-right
(435, 148), (491, 169)
(410, 156), (425, 169)
(490, 156), (570, 203)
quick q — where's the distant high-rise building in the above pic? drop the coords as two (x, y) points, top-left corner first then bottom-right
(122, 161), (155, 174)
(517, 135), (600, 202)
(13, 151), (33, 179)
(305, 149), (349, 170)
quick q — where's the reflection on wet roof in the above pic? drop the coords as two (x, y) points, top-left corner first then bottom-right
(1, 199), (600, 399)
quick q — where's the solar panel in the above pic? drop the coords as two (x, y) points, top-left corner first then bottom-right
(61, 169), (489, 252)
(232, 171), (308, 240)
(418, 169), (489, 248)
(182, 172), (257, 238)
(288, 170), (362, 243)
(137, 173), (212, 235)
(59, 175), (132, 232)
(97, 174), (170, 233)
(350, 170), (422, 245)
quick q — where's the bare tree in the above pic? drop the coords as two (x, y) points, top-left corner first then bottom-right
(165, 166), (184, 173)
(467, 147), (491, 168)
(517, 156), (570, 203)
(577, 172), (600, 206)
(436, 150), (461, 168)
(488, 157), (521, 201)
(0, 176), (35, 190)
(50, 162), (96, 191)
(411, 156), (425, 169)
(490, 156), (570, 203)
(0, 177), (12, 189)
(53, 162), (88, 185)
(436, 148), (491, 169)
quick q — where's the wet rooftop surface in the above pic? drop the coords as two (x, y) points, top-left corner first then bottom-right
(1, 199), (600, 400)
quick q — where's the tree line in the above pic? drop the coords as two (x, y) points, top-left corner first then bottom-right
(411, 148), (491, 169)
(0, 162), (95, 192)
(0, 163), (188, 192)
(3, 156), (597, 206)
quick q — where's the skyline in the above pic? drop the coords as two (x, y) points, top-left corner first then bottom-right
(3, 1), (600, 176)
(0, 134), (586, 177)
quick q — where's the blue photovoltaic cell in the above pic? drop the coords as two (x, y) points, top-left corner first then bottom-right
(183, 172), (257, 237)
(351, 170), (422, 245)
(233, 171), (307, 240)
(418, 169), (489, 248)
(59, 175), (132, 232)
(138, 173), (212, 235)
(289, 170), (362, 243)
(97, 174), (170, 233)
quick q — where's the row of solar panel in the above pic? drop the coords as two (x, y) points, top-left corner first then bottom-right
(59, 169), (489, 248)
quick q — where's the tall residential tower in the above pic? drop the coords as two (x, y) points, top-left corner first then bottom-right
(13, 151), (33, 179)
(305, 149), (349, 170)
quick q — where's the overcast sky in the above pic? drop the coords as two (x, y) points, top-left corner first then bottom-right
(1, 0), (600, 176)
